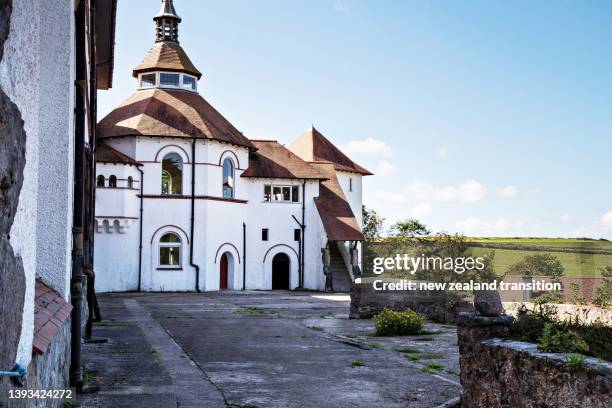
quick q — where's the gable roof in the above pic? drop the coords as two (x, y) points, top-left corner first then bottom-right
(311, 162), (363, 241)
(97, 88), (254, 149)
(96, 143), (141, 166)
(241, 140), (326, 180)
(288, 127), (372, 175)
(133, 41), (201, 79)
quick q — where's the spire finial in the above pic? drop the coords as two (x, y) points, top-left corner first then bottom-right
(154, 0), (181, 43)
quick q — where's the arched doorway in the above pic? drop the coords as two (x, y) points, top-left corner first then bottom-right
(220, 253), (229, 290)
(272, 253), (290, 290)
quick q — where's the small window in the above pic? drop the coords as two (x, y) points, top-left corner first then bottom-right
(262, 228), (269, 241)
(159, 233), (181, 267)
(264, 184), (299, 202)
(182, 75), (196, 91)
(222, 158), (235, 198)
(294, 229), (301, 241)
(127, 176), (134, 189)
(162, 153), (183, 195)
(292, 185), (299, 202)
(349, 178), (353, 192)
(140, 73), (156, 88)
(264, 185), (271, 201)
(160, 73), (180, 87)
(108, 175), (117, 188)
(96, 175), (105, 187)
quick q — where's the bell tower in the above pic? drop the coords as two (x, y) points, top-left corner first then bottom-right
(154, 0), (181, 43)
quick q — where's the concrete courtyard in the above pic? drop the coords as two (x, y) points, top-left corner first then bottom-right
(76, 291), (461, 408)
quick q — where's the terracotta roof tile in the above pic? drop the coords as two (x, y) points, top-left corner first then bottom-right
(98, 88), (254, 149)
(96, 143), (141, 165)
(311, 162), (364, 241)
(133, 41), (201, 78)
(241, 140), (326, 179)
(33, 281), (72, 355)
(288, 127), (372, 175)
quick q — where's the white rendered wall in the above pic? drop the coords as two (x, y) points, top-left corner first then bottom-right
(336, 171), (363, 228)
(0, 0), (75, 367)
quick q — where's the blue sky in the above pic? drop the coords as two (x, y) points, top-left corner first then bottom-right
(99, 0), (612, 239)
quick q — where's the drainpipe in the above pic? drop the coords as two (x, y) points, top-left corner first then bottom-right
(190, 138), (201, 292)
(301, 181), (306, 288)
(242, 222), (246, 290)
(70, 0), (87, 389)
(137, 166), (144, 291)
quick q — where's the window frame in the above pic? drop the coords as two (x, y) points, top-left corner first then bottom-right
(96, 175), (105, 187)
(158, 232), (182, 269)
(349, 177), (353, 192)
(161, 152), (183, 195)
(262, 228), (269, 241)
(222, 158), (235, 199)
(108, 175), (117, 188)
(138, 72), (198, 92)
(263, 183), (300, 203)
(127, 176), (134, 189)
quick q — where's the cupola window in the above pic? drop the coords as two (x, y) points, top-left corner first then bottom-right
(182, 75), (196, 91)
(97, 175), (105, 187)
(160, 73), (180, 87)
(109, 175), (117, 188)
(140, 73), (156, 88)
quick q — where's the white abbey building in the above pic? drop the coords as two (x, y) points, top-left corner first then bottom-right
(94, 0), (371, 292)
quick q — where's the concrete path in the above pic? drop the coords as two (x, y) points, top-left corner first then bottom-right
(78, 291), (461, 407)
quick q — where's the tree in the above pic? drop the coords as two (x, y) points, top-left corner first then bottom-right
(362, 205), (385, 241)
(594, 266), (612, 308)
(506, 254), (565, 282)
(389, 219), (430, 238)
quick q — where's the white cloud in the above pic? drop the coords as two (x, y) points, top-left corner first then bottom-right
(405, 179), (487, 203)
(343, 138), (394, 158)
(455, 218), (524, 234)
(560, 213), (574, 222)
(374, 160), (395, 176)
(436, 147), (449, 158)
(409, 203), (433, 218)
(601, 211), (612, 229)
(496, 185), (517, 198)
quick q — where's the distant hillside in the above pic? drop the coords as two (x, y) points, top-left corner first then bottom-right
(466, 237), (612, 278)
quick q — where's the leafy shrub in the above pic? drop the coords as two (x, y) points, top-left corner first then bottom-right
(373, 308), (425, 336)
(566, 354), (586, 370)
(568, 283), (587, 305)
(532, 292), (563, 305)
(537, 322), (589, 354)
(594, 266), (612, 308)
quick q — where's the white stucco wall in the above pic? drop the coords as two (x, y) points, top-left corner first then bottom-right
(0, 0), (75, 367)
(336, 171), (363, 228)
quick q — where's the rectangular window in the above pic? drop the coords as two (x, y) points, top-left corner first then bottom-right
(292, 185), (299, 202)
(141, 73), (156, 88)
(264, 184), (300, 202)
(349, 178), (353, 192)
(160, 73), (180, 87)
(264, 185), (271, 201)
(294, 229), (301, 241)
(262, 228), (269, 241)
(182, 75), (196, 91)
(159, 246), (180, 266)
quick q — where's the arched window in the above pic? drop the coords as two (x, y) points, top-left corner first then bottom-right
(109, 175), (117, 188)
(222, 158), (234, 198)
(159, 233), (181, 267)
(96, 175), (105, 187)
(162, 153), (183, 195)
(127, 176), (134, 189)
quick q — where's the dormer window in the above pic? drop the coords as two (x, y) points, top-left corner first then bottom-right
(138, 72), (198, 92)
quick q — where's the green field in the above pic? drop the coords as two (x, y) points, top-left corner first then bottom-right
(466, 238), (612, 278)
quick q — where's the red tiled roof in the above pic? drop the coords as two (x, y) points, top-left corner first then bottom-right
(133, 41), (201, 79)
(97, 88), (254, 149)
(96, 143), (141, 165)
(33, 281), (72, 355)
(288, 127), (372, 175)
(241, 140), (326, 180)
(311, 162), (363, 241)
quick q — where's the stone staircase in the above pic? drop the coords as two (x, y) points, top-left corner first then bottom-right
(329, 243), (352, 293)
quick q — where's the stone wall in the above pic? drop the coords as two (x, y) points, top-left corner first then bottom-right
(457, 313), (612, 407)
(503, 301), (611, 326)
(349, 278), (473, 322)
